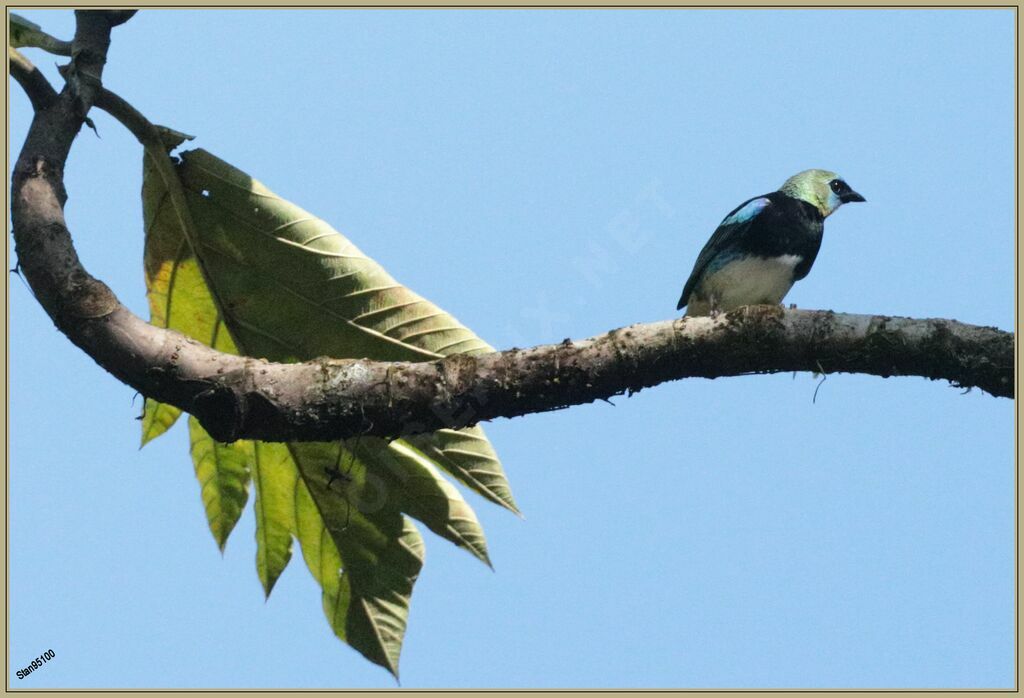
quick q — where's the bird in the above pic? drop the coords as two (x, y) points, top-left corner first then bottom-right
(676, 169), (864, 316)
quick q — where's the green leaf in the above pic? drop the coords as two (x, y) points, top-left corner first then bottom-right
(292, 445), (424, 677)
(176, 148), (494, 362)
(384, 439), (492, 565)
(141, 400), (182, 447)
(251, 442), (296, 596)
(140, 143), (516, 675)
(173, 148), (518, 512)
(188, 417), (251, 551)
(171, 148), (502, 557)
(294, 438), (491, 567)
(139, 144), (518, 510)
(405, 427), (520, 515)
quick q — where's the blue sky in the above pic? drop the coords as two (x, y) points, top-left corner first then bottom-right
(9, 8), (1014, 689)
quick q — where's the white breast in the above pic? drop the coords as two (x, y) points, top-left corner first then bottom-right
(699, 254), (803, 311)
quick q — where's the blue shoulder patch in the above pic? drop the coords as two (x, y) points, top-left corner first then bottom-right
(721, 196), (771, 226)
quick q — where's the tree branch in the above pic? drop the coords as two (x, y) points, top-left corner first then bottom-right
(10, 12), (1014, 447)
(12, 28), (73, 57)
(10, 11), (74, 56)
(8, 48), (58, 111)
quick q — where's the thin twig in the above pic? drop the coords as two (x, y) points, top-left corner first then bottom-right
(812, 360), (828, 404)
(94, 86), (161, 146)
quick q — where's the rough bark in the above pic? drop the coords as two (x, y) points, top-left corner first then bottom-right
(9, 12), (1014, 445)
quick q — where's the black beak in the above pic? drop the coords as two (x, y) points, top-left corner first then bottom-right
(840, 190), (866, 203)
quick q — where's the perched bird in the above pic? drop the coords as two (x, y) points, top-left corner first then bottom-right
(677, 169), (864, 316)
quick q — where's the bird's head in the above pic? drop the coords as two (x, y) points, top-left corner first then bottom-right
(779, 169), (865, 217)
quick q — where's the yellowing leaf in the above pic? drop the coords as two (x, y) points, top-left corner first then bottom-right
(188, 417), (251, 551)
(141, 400), (182, 447)
(251, 442), (296, 596)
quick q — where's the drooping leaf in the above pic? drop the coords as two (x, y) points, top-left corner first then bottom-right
(405, 428), (520, 515)
(291, 444), (424, 677)
(172, 148), (504, 554)
(140, 144), (518, 509)
(293, 478), (346, 619)
(140, 142), (516, 675)
(384, 439), (491, 565)
(141, 399), (182, 447)
(188, 416), (251, 551)
(294, 438), (490, 567)
(141, 141), (427, 672)
(251, 441), (296, 596)
(281, 424), (489, 673)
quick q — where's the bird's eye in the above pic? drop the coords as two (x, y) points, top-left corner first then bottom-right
(829, 179), (844, 194)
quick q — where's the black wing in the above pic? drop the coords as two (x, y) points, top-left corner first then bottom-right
(676, 194), (773, 310)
